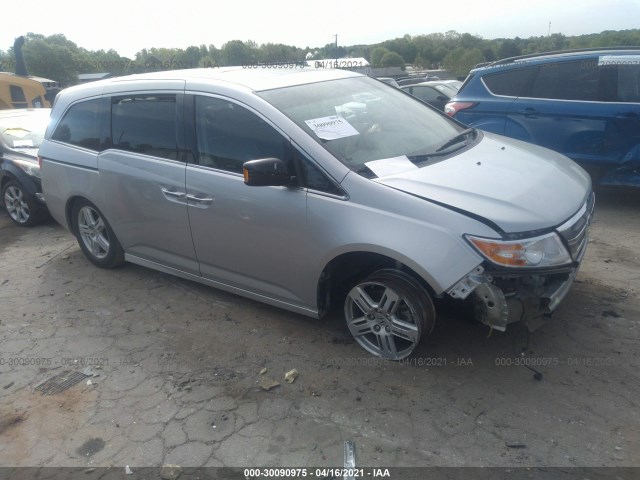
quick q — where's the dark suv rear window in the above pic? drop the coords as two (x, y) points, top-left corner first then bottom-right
(530, 60), (599, 101)
(618, 64), (640, 102)
(483, 67), (533, 97)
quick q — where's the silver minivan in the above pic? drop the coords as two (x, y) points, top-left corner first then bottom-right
(39, 68), (594, 360)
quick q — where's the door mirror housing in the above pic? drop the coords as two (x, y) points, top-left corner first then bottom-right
(243, 158), (292, 187)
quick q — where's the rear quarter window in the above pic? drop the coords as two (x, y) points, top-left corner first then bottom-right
(617, 64), (640, 102)
(51, 98), (108, 151)
(529, 60), (600, 101)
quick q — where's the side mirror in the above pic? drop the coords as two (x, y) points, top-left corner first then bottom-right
(243, 158), (292, 187)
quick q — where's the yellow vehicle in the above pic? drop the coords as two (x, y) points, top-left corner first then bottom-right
(1, 36), (51, 109)
(0, 72), (50, 109)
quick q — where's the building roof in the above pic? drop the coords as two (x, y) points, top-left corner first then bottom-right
(78, 72), (113, 82)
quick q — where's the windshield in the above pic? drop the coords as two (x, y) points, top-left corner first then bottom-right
(258, 77), (466, 176)
(0, 110), (50, 151)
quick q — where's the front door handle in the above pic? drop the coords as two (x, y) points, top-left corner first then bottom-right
(186, 194), (214, 207)
(519, 107), (538, 118)
(161, 188), (186, 200)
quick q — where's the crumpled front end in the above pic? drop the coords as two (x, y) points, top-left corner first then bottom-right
(447, 193), (595, 331)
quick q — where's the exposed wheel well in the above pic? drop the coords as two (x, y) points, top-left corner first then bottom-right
(317, 251), (435, 317)
(1, 172), (16, 190)
(65, 196), (86, 232)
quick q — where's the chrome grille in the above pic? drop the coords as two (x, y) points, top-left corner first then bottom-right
(557, 192), (595, 261)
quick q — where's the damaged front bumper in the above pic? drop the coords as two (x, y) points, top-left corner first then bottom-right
(447, 192), (594, 332)
(448, 265), (579, 331)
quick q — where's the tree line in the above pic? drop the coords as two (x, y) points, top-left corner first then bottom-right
(1, 29), (638, 87)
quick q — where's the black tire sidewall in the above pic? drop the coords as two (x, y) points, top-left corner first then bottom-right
(367, 269), (436, 335)
(2, 180), (41, 226)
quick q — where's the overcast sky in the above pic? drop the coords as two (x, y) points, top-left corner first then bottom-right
(2, 0), (639, 57)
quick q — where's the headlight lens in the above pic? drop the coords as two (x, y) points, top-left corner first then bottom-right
(13, 159), (41, 179)
(466, 232), (571, 268)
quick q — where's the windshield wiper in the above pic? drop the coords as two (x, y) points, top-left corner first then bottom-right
(407, 128), (477, 165)
(434, 128), (476, 153)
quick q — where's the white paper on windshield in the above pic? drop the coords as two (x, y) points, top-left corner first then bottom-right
(304, 115), (359, 141)
(3, 128), (29, 139)
(365, 155), (418, 177)
(13, 139), (34, 147)
(598, 55), (640, 66)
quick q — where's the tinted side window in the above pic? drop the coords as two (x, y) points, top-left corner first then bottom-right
(52, 98), (107, 151)
(530, 60), (599, 101)
(195, 96), (287, 174)
(10, 85), (26, 102)
(9, 85), (27, 108)
(412, 86), (441, 102)
(294, 148), (343, 196)
(618, 65), (640, 102)
(112, 95), (178, 160)
(483, 67), (533, 96)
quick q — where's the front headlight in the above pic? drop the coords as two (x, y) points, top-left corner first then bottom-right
(465, 232), (571, 268)
(13, 159), (41, 179)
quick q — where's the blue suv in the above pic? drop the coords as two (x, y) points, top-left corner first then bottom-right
(445, 48), (640, 187)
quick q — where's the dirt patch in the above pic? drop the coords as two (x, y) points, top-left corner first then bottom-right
(0, 385), (98, 465)
(0, 412), (25, 434)
(76, 437), (106, 457)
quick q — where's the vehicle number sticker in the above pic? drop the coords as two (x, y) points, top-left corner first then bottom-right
(304, 115), (359, 141)
(598, 55), (640, 66)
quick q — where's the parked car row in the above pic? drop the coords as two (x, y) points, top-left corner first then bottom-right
(0, 108), (50, 225)
(445, 48), (640, 187)
(400, 81), (460, 111)
(33, 66), (594, 359)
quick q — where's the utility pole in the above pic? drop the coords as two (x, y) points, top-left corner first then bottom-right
(548, 21), (551, 37)
(333, 34), (338, 48)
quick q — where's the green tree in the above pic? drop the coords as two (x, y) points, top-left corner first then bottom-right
(498, 39), (522, 59)
(459, 48), (485, 75)
(370, 47), (390, 67)
(443, 47), (465, 75)
(221, 40), (256, 66)
(382, 35), (417, 63)
(380, 51), (405, 69)
(22, 38), (78, 86)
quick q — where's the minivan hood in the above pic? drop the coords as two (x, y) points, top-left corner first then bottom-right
(375, 132), (591, 234)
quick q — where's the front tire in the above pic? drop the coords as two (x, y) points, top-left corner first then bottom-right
(344, 269), (435, 360)
(72, 199), (124, 268)
(2, 180), (43, 226)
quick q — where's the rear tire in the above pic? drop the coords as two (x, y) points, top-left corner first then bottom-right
(72, 199), (124, 268)
(344, 269), (435, 360)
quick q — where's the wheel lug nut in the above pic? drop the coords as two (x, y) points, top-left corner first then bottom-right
(374, 325), (381, 332)
(385, 326), (391, 333)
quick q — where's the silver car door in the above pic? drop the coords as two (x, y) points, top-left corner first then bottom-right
(185, 95), (312, 309)
(98, 92), (198, 274)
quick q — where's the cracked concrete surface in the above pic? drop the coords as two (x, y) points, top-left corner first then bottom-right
(0, 188), (639, 468)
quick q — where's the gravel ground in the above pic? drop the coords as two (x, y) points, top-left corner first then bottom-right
(0, 187), (638, 470)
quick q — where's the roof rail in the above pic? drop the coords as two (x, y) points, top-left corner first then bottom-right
(486, 46), (640, 67)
